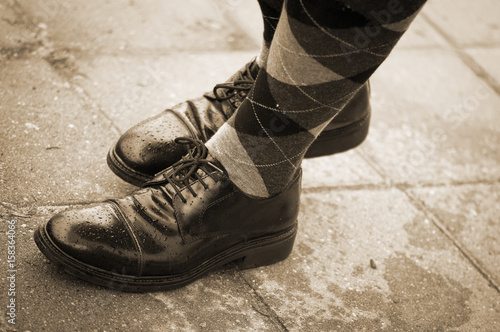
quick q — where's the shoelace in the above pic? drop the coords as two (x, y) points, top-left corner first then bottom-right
(213, 61), (255, 105)
(152, 137), (223, 203)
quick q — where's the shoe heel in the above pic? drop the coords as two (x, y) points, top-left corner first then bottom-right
(305, 110), (370, 158)
(237, 227), (297, 270)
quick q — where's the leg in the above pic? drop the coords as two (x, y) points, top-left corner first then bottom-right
(106, 0), (372, 186)
(208, 0), (427, 197)
(256, 0), (284, 66)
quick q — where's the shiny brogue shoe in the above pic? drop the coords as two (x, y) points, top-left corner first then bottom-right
(35, 138), (301, 292)
(107, 59), (371, 186)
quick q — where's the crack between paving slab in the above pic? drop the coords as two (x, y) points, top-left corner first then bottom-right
(403, 190), (500, 293)
(355, 150), (391, 184)
(49, 61), (123, 136)
(0, 200), (112, 213)
(302, 177), (500, 195)
(77, 49), (258, 58)
(357, 150), (500, 294)
(236, 272), (289, 332)
(421, 13), (500, 96)
(0, 200), (36, 214)
(73, 87), (123, 135)
(303, 183), (391, 193)
(396, 44), (452, 51)
(397, 178), (500, 189)
(37, 200), (119, 209)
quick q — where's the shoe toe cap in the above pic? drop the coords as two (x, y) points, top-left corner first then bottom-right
(113, 110), (192, 175)
(45, 203), (141, 275)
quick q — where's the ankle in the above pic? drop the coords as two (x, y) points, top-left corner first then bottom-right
(256, 41), (270, 68)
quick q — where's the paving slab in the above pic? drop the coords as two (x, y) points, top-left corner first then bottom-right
(242, 189), (500, 331)
(0, 58), (134, 206)
(2, 0), (500, 331)
(14, 0), (257, 55)
(214, 0), (448, 51)
(422, 0), (500, 47)
(393, 11), (447, 50)
(211, 0), (263, 47)
(74, 51), (258, 132)
(359, 48), (500, 185)
(0, 205), (281, 332)
(410, 183), (500, 284)
(302, 151), (385, 190)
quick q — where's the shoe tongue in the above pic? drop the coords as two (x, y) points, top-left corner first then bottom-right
(226, 59), (259, 83)
(204, 152), (227, 175)
(203, 59), (259, 102)
(170, 147), (226, 180)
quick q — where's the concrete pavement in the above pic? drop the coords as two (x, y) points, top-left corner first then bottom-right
(1, 0), (499, 331)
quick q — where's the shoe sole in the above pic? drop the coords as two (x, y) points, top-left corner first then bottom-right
(107, 108), (371, 186)
(34, 222), (297, 292)
(107, 147), (152, 186)
(304, 108), (370, 158)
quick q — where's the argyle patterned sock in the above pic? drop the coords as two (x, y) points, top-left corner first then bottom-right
(257, 0), (284, 66)
(208, 0), (427, 198)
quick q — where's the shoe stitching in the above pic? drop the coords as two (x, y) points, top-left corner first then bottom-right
(108, 201), (144, 277)
(173, 173), (227, 244)
(197, 191), (235, 229)
(182, 170), (302, 243)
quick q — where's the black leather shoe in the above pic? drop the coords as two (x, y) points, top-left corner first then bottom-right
(107, 59), (371, 186)
(35, 138), (300, 292)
